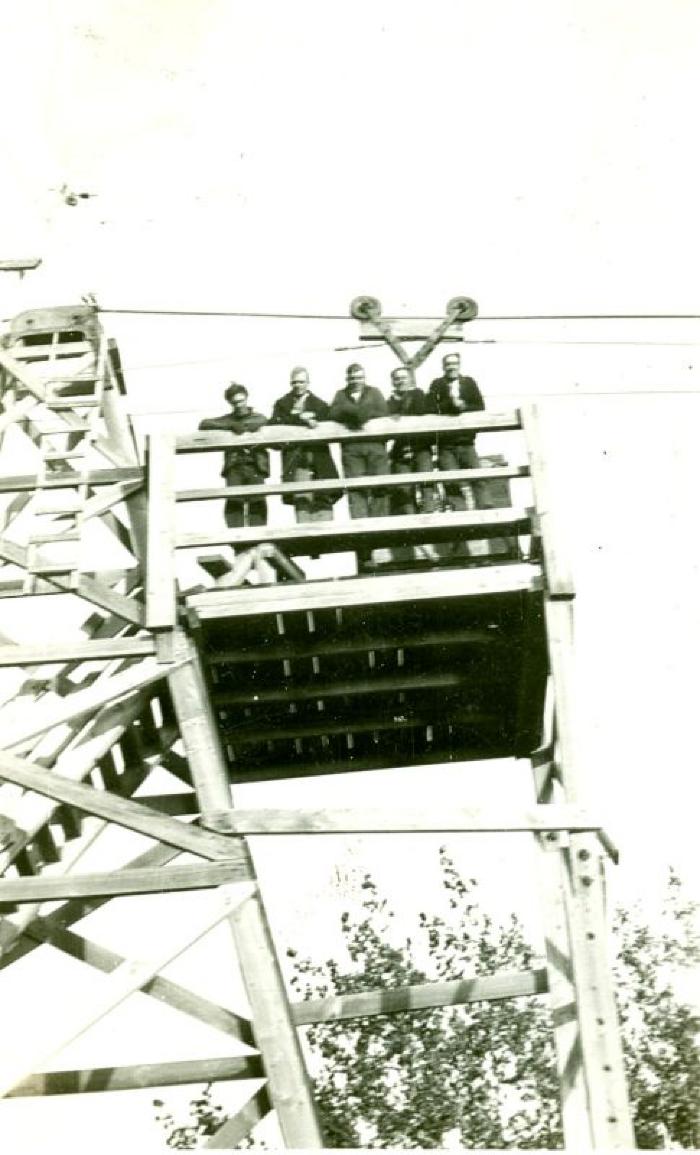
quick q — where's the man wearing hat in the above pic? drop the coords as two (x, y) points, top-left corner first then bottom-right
(199, 383), (269, 527)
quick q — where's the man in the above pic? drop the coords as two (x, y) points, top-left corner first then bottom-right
(329, 363), (389, 518)
(426, 351), (485, 510)
(387, 366), (435, 516)
(270, 366), (339, 523)
(198, 383), (269, 527)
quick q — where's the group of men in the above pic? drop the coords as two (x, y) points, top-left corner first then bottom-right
(198, 352), (485, 528)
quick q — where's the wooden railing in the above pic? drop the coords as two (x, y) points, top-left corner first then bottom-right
(145, 411), (533, 628)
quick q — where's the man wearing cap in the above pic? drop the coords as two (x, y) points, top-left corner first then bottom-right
(271, 367), (340, 523)
(198, 383), (269, 527)
(329, 363), (389, 519)
(426, 351), (485, 510)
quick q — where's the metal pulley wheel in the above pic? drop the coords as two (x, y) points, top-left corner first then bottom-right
(446, 296), (478, 321)
(350, 296), (382, 322)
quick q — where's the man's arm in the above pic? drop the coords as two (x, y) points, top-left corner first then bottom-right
(359, 387), (388, 421)
(462, 377), (485, 412)
(329, 391), (363, 428)
(198, 413), (237, 431)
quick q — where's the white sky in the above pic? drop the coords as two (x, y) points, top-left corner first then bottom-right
(0, 1), (699, 1150)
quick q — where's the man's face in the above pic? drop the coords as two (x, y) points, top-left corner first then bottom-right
(443, 355), (461, 381)
(230, 391), (249, 415)
(346, 367), (366, 391)
(391, 370), (412, 396)
(290, 370), (309, 397)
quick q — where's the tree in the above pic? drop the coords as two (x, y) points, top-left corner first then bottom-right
(613, 869), (700, 1148)
(156, 854), (699, 1149)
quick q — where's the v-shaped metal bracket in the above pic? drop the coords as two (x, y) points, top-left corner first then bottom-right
(349, 295), (478, 376)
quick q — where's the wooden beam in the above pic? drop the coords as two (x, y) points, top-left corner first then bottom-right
(292, 967), (549, 1025)
(0, 882), (256, 1098)
(177, 410), (522, 453)
(513, 592), (549, 756)
(206, 1087), (272, 1150)
(7, 1055), (265, 1097)
(520, 405), (574, 598)
(0, 394), (40, 435)
(146, 432), (177, 629)
(177, 465), (531, 503)
(79, 479), (144, 521)
(224, 708), (501, 746)
(0, 536), (144, 625)
(358, 317), (464, 341)
(0, 637), (156, 667)
(213, 669), (468, 706)
(177, 507), (531, 552)
(41, 924), (254, 1045)
(1, 659), (182, 750)
(0, 467), (142, 494)
(0, 861), (247, 904)
(206, 625), (504, 665)
(0, 350), (48, 401)
(187, 563), (543, 621)
(0, 751), (248, 863)
(166, 627), (324, 1149)
(202, 805), (600, 837)
(0, 842), (182, 967)
(0, 694), (161, 874)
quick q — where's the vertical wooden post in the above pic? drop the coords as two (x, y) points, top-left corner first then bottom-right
(522, 404), (635, 1149)
(145, 433), (177, 632)
(100, 364), (150, 564)
(166, 628), (324, 1149)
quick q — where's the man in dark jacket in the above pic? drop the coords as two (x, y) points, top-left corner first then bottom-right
(198, 383), (269, 527)
(387, 366), (435, 515)
(426, 351), (485, 510)
(271, 366), (339, 523)
(329, 363), (389, 518)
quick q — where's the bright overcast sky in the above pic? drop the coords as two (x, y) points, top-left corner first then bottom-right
(1, 2), (699, 1150)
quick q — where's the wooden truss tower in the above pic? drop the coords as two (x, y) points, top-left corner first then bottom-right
(0, 299), (634, 1148)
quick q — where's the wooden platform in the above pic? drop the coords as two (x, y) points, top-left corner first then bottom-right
(186, 563), (548, 782)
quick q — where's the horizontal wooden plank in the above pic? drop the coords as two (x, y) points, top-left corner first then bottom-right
(293, 967), (549, 1025)
(223, 708), (500, 746)
(177, 410), (522, 453)
(8, 1055), (264, 1097)
(0, 258), (42, 271)
(187, 563), (543, 621)
(203, 805), (600, 836)
(207, 625), (504, 665)
(0, 467), (143, 494)
(358, 318), (464, 341)
(213, 669), (466, 706)
(178, 507), (531, 552)
(0, 637), (157, 667)
(177, 465), (529, 503)
(0, 861), (246, 905)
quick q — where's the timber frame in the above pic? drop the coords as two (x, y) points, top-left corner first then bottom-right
(0, 300), (634, 1148)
